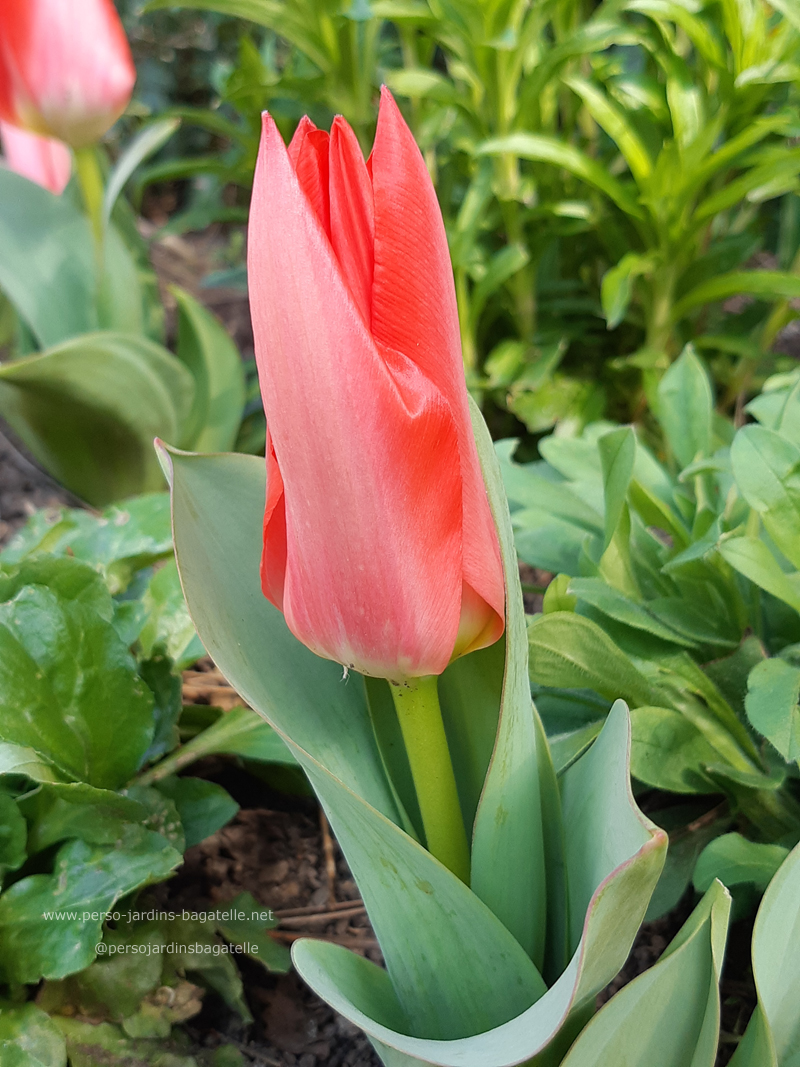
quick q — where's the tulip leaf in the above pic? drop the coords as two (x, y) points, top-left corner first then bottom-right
(559, 881), (731, 1067)
(469, 398), (547, 969)
(0, 168), (96, 347)
(746, 841), (800, 1065)
(165, 447), (546, 1039)
(170, 286), (246, 452)
(657, 346), (713, 469)
(294, 702), (666, 1067)
(0, 332), (194, 506)
(0, 1004), (67, 1067)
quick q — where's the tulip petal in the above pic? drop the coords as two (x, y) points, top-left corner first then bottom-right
(329, 117), (374, 326)
(288, 116), (331, 240)
(370, 88), (505, 643)
(262, 430), (287, 612)
(249, 114), (464, 679)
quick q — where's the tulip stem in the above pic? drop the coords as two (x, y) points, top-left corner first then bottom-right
(389, 675), (470, 884)
(74, 145), (105, 275)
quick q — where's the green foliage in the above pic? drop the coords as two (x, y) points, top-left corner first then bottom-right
(0, 125), (246, 506)
(0, 503), (295, 1045)
(163, 404), (671, 1061)
(503, 349), (800, 912)
(135, 0), (800, 432)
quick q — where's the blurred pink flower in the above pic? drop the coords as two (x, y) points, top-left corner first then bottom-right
(0, 119), (70, 193)
(0, 0), (135, 148)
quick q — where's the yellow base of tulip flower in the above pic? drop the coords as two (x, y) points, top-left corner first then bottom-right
(389, 675), (471, 884)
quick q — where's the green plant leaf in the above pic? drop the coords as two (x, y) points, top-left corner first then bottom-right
(731, 425), (800, 571)
(0, 792), (27, 876)
(214, 890), (291, 973)
(171, 287), (246, 452)
(730, 841), (800, 1065)
(719, 535), (800, 612)
(20, 781), (149, 853)
(0, 333), (194, 506)
(0, 832), (182, 983)
(693, 833), (789, 894)
(0, 168), (96, 347)
(476, 133), (644, 217)
(599, 426), (636, 548)
(0, 494), (173, 594)
(745, 658), (800, 761)
(601, 253), (654, 329)
(673, 271), (800, 320)
(657, 345), (713, 469)
(0, 586), (155, 789)
(154, 776), (239, 849)
(528, 611), (654, 705)
(103, 119), (181, 230)
(295, 702), (666, 1066)
(469, 399), (546, 969)
(569, 579), (694, 646)
(630, 706), (723, 793)
(558, 881), (731, 1067)
(563, 75), (653, 185)
(139, 558), (204, 668)
(0, 1004), (67, 1067)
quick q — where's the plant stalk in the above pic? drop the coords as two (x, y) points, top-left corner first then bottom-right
(389, 675), (470, 883)
(74, 145), (105, 272)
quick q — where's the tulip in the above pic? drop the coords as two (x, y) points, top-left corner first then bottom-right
(0, 0), (135, 149)
(0, 119), (70, 194)
(248, 88), (505, 685)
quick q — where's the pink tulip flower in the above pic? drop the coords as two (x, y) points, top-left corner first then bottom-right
(248, 88), (505, 681)
(0, 0), (136, 149)
(0, 119), (70, 194)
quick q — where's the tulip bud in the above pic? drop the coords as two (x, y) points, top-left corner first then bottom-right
(0, 0), (136, 149)
(0, 119), (71, 194)
(248, 89), (505, 680)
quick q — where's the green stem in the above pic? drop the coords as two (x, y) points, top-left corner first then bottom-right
(390, 675), (470, 883)
(74, 145), (105, 274)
